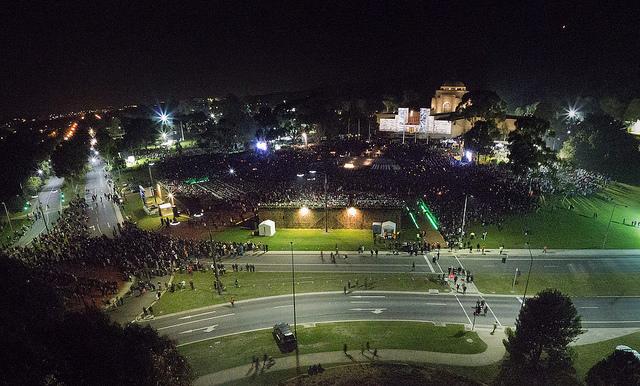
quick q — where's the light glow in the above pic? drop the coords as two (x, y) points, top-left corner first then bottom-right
(347, 207), (357, 217)
(299, 206), (310, 216)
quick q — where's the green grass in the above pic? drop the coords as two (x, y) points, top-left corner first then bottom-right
(0, 217), (30, 247)
(475, 273), (640, 297)
(179, 321), (486, 376)
(153, 271), (447, 315)
(121, 193), (162, 231)
(467, 183), (640, 249)
(573, 330), (640, 380)
(211, 227), (422, 251)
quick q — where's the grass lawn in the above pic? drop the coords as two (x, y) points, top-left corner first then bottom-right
(210, 227), (429, 251)
(573, 330), (640, 380)
(153, 271), (447, 315)
(179, 321), (486, 376)
(475, 272), (640, 296)
(121, 193), (162, 231)
(467, 183), (640, 249)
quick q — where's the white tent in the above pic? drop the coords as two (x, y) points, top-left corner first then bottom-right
(381, 221), (396, 235)
(258, 220), (276, 236)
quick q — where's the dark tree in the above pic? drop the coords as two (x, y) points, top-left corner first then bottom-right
(462, 120), (496, 157)
(456, 90), (506, 122)
(122, 118), (157, 150)
(561, 113), (640, 183)
(586, 349), (640, 386)
(507, 116), (555, 175)
(0, 256), (193, 385)
(497, 289), (583, 385)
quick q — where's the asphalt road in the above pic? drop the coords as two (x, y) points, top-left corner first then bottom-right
(221, 249), (640, 275)
(84, 158), (122, 237)
(15, 176), (65, 246)
(145, 291), (640, 346)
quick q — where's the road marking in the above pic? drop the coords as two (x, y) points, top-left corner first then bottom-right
(435, 260), (444, 274)
(180, 324), (218, 334)
(349, 295), (385, 298)
(480, 296), (503, 327)
(543, 265), (559, 268)
(583, 320), (640, 324)
(579, 306), (600, 309)
(157, 313), (235, 330)
(455, 295), (473, 325)
(349, 308), (386, 314)
(516, 297), (523, 304)
(350, 301), (371, 304)
(454, 255), (465, 270)
(425, 302), (447, 306)
(178, 310), (217, 320)
(272, 305), (293, 309)
(423, 255), (435, 273)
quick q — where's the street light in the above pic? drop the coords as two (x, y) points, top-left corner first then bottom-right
(148, 162), (155, 186)
(1, 201), (13, 234)
(602, 203), (628, 249)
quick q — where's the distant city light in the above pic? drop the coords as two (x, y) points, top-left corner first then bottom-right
(344, 162), (355, 169)
(229, 168), (235, 175)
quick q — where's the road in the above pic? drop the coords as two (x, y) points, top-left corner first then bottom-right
(84, 158), (123, 237)
(146, 291), (640, 346)
(219, 249), (640, 275)
(15, 176), (64, 246)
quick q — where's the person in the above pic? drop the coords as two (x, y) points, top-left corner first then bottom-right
(343, 285), (347, 295)
(491, 322), (498, 335)
(411, 261), (415, 271)
(230, 297), (235, 307)
(343, 343), (347, 355)
(484, 305), (488, 316)
(373, 348), (378, 358)
(366, 341), (370, 351)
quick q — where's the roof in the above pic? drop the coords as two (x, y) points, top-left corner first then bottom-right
(442, 81), (466, 88)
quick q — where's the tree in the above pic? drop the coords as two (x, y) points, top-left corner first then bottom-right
(462, 120), (495, 156)
(623, 98), (640, 123)
(507, 116), (555, 175)
(497, 289), (583, 385)
(456, 90), (506, 122)
(560, 113), (640, 183)
(122, 118), (157, 150)
(0, 255), (193, 385)
(586, 349), (640, 386)
(599, 96), (626, 121)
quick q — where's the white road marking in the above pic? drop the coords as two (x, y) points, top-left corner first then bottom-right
(435, 260), (444, 274)
(579, 306), (600, 309)
(583, 320), (640, 324)
(455, 295), (473, 325)
(350, 301), (372, 304)
(349, 308), (386, 314)
(425, 303), (447, 306)
(180, 324), (218, 334)
(424, 255), (435, 273)
(349, 295), (385, 298)
(157, 313), (235, 330)
(543, 265), (559, 268)
(480, 296), (503, 327)
(178, 310), (217, 320)
(454, 255), (465, 270)
(516, 297), (523, 304)
(272, 305), (293, 309)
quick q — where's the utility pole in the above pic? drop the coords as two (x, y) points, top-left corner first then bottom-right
(521, 240), (534, 310)
(602, 203), (627, 249)
(460, 194), (469, 241)
(290, 242), (300, 375)
(1, 202), (13, 234)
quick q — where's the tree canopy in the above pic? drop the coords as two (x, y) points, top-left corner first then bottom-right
(456, 90), (506, 122)
(560, 113), (640, 183)
(507, 116), (555, 175)
(586, 349), (640, 386)
(498, 289), (583, 385)
(462, 120), (496, 156)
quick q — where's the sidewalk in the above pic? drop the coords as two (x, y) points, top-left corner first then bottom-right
(194, 328), (506, 386)
(106, 274), (173, 325)
(260, 249), (640, 256)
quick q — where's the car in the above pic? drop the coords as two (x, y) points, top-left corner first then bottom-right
(273, 322), (297, 353)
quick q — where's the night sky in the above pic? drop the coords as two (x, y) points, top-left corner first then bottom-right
(2, 0), (639, 117)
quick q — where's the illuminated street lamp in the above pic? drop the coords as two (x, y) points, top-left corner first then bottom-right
(229, 168), (235, 175)
(160, 113), (169, 124)
(37, 169), (43, 176)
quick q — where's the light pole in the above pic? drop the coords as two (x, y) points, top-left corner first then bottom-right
(460, 194), (469, 242)
(2, 202), (13, 234)
(148, 162), (155, 186)
(602, 203), (628, 249)
(290, 242), (300, 375)
(520, 239), (534, 310)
